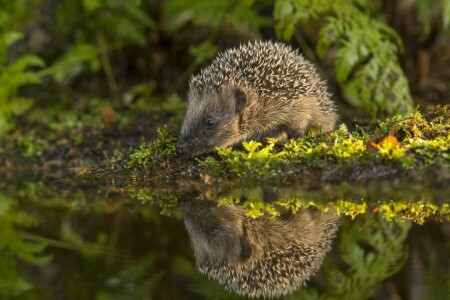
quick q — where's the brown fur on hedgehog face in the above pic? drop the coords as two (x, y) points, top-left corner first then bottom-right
(182, 201), (252, 265)
(176, 84), (248, 156)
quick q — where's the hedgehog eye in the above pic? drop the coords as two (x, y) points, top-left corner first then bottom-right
(206, 118), (216, 129)
(209, 224), (220, 234)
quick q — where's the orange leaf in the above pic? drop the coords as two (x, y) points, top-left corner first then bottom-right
(101, 106), (116, 127)
(368, 141), (379, 150)
(379, 135), (400, 147)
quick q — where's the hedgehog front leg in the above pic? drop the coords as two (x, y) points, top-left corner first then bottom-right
(271, 131), (289, 143)
(285, 117), (310, 140)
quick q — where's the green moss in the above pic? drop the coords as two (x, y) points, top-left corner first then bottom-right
(127, 126), (176, 169)
(216, 140), (286, 180)
(16, 130), (50, 157)
(199, 108), (450, 181)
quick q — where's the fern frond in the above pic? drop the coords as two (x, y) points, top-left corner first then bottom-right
(274, 0), (414, 118)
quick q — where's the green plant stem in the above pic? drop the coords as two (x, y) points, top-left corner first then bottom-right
(173, 0), (237, 91)
(22, 232), (135, 262)
(97, 34), (119, 99)
(35, 40), (128, 79)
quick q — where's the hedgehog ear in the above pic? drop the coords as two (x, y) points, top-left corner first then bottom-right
(233, 87), (247, 114)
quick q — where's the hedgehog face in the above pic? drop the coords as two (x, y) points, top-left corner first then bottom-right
(177, 85), (247, 156)
(182, 202), (252, 264)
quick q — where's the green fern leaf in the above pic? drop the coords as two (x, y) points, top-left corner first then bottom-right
(274, 0), (415, 118)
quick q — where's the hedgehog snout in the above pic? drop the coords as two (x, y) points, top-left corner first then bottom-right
(176, 140), (188, 156)
(176, 136), (202, 156)
(177, 132), (214, 156)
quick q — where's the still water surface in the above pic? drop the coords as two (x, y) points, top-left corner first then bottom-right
(1, 182), (448, 299)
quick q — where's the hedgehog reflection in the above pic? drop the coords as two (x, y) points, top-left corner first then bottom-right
(181, 200), (339, 298)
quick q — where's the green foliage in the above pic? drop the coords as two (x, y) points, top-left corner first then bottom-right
(0, 196), (51, 297)
(55, 0), (154, 46)
(274, 0), (414, 118)
(97, 255), (164, 300)
(197, 156), (225, 178)
(163, 0), (268, 33)
(0, 1), (45, 136)
(33, 0), (155, 88)
(59, 221), (108, 257)
(189, 41), (219, 67)
(0, 0), (158, 136)
(416, 0), (450, 39)
(163, 0), (269, 88)
(48, 42), (101, 84)
(127, 126), (176, 169)
(160, 93), (187, 124)
(421, 249), (450, 300)
(121, 86), (186, 125)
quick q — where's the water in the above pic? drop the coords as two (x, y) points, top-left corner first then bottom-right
(1, 181), (448, 300)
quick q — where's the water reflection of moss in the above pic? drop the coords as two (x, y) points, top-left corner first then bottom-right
(133, 190), (180, 217)
(9, 181), (449, 224)
(0, 196), (50, 298)
(125, 183), (450, 224)
(214, 190), (448, 224)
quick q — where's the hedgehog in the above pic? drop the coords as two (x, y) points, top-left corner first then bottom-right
(176, 40), (337, 156)
(181, 200), (340, 298)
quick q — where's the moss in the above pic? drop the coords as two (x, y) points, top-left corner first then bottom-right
(198, 107), (450, 181)
(127, 126), (176, 169)
(16, 130), (50, 157)
(215, 140), (286, 180)
(231, 196), (448, 224)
